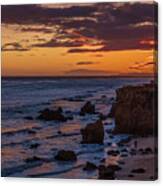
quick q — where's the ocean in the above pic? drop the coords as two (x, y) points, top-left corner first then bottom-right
(1, 77), (152, 178)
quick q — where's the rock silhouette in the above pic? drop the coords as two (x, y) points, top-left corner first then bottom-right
(55, 150), (77, 161)
(37, 108), (67, 121)
(81, 120), (104, 144)
(98, 165), (115, 179)
(80, 101), (95, 115)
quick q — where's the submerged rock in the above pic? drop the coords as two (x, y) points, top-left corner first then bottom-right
(99, 113), (108, 120)
(81, 120), (104, 144)
(30, 142), (40, 149)
(109, 83), (157, 136)
(107, 150), (120, 156)
(25, 156), (42, 163)
(37, 108), (67, 121)
(24, 116), (33, 120)
(131, 168), (146, 174)
(80, 101), (95, 115)
(55, 150), (77, 161)
(83, 161), (97, 171)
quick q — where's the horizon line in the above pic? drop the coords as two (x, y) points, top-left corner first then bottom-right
(2, 75), (155, 79)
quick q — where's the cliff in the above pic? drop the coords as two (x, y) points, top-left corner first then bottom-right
(109, 82), (157, 136)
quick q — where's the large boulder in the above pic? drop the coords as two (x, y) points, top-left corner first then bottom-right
(109, 82), (157, 136)
(80, 101), (95, 115)
(37, 107), (67, 121)
(55, 150), (77, 161)
(81, 120), (104, 144)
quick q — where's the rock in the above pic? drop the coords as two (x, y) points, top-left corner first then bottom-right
(107, 150), (120, 156)
(37, 108), (67, 121)
(25, 156), (42, 163)
(121, 148), (128, 153)
(101, 95), (107, 99)
(109, 83), (157, 136)
(30, 143), (40, 149)
(118, 137), (132, 144)
(24, 116), (33, 120)
(149, 176), (154, 180)
(27, 129), (36, 134)
(16, 110), (23, 114)
(57, 131), (62, 135)
(81, 120), (104, 144)
(108, 164), (122, 171)
(99, 113), (107, 120)
(100, 158), (105, 163)
(128, 174), (134, 178)
(80, 101), (95, 115)
(83, 161), (97, 171)
(138, 148), (144, 152)
(131, 168), (146, 173)
(121, 153), (128, 157)
(98, 165), (115, 180)
(55, 150), (77, 161)
(109, 135), (114, 139)
(145, 147), (153, 154)
(106, 129), (112, 134)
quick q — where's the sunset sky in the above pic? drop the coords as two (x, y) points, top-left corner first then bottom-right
(1, 1), (157, 77)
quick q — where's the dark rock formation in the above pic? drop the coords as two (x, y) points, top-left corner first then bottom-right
(25, 156), (42, 163)
(107, 165), (122, 171)
(109, 83), (157, 136)
(83, 161), (97, 171)
(98, 165), (115, 180)
(80, 101), (95, 115)
(107, 150), (120, 156)
(131, 168), (146, 173)
(30, 143), (40, 149)
(128, 174), (134, 177)
(37, 108), (67, 121)
(24, 116), (33, 120)
(81, 120), (104, 144)
(55, 150), (77, 161)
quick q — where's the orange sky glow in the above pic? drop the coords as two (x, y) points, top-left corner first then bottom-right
(1, 2), (157, 77)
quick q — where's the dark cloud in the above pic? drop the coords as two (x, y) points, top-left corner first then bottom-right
(32, 38), (83, 48)
(2, 42), (30, 52)
(21, 27), (53, 33)
(2, 2), (157, 52)
(1, 4), (97, 24)
(129, 61), (155, 70)
(76, 61), (99, 65)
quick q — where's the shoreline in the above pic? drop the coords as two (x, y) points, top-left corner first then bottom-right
(1, 79), (157, 180)
(116, 136), (157, 180)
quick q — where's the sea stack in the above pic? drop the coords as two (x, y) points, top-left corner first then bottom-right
(109, 82), (157, 136)
(81, 120), (104, 144)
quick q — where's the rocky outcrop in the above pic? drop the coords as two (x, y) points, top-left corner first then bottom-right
(98, 165), (115, 180)
(83, 161), (97, 171)
(98, 164), (122, 179)
(55, 150), (77, 161)
(81, 120), (104, 144)
(109, 82), (157, 136)
(80, 101), (95, 115)
(37, 107), (67, 121)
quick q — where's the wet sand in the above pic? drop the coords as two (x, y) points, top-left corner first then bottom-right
(116, 137), (158, 180)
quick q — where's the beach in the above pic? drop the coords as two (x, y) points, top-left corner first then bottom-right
(1, 77), (157, 180)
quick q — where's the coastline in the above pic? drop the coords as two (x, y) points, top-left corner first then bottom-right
(1, 78), (157, 179)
